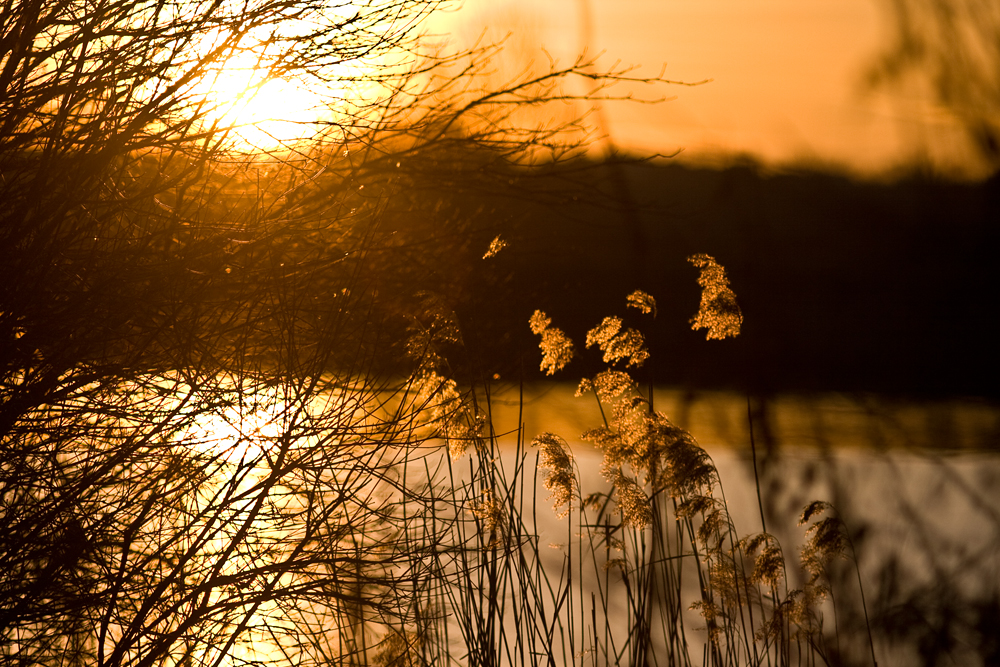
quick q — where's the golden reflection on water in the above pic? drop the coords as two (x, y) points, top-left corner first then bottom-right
(125, 377), (1000, 667)
(150, 376), (421, 667)
(495, 383), (1000, 453)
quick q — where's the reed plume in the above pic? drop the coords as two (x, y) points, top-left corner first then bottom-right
(531, 432), (577, 518)
(799, 501), (850, 589)
(413, 371), (473, 460)
(626, 289), (657, 317)
(585, 316), (649, 367)
(529, 310), (574, 375)
(588, 369), (637, 401)
(483, 235), (507, 259)
(513, 288), (873, 666)
(688, 254), (743, 340)
(471, 491), (506, 548)
(606, 467), (651, 529)
(739, 533), (786, 588)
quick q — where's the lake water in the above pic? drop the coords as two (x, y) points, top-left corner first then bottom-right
(478, 384), (1000, 667)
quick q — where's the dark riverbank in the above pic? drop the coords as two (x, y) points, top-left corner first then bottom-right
(8, 147), (993, 399)
(414, 158), (1000, 399)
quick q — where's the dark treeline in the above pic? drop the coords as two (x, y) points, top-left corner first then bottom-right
(373, 156), (1000, 399)
(7, 142), (995, 399)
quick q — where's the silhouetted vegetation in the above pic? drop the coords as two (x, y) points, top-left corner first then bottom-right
(2, 0), (998, 665)
(0, 0), (705, 665)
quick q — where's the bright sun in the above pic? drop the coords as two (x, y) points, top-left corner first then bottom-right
(196, 27), (328, 150)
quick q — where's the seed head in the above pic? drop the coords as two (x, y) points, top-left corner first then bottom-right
(626, 290), (657, 317)
(798, 500), (831, 526)
(529, 310), (574, 375)
(688, 254), (742, 340)
(656, 422), (717, 498)
(690, 599), (723, 644)
(586, 317), (622, 350)
(591, 370), (636, 401)
(801, 516), (849, 581)
(414, 372), (471, 459)
(471, 492), (505, 544)
(739, 533), (785, 588)
(608, 467), (651, 529)
(532, 432), (577, 518)
(529, 310), (551, 335)
(586, 317), (649, 367)
(696, 503), (731, 548)
(483, 235), (507, 259)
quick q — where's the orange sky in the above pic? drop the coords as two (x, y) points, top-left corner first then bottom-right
(437, 0), (989, 180)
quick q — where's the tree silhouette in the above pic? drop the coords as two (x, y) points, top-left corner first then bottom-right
(0, 1), (685, 665)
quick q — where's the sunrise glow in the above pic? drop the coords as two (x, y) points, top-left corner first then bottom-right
(195, 27), (328, 150)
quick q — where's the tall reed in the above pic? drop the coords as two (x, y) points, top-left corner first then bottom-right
(376, 259), (876, 667)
